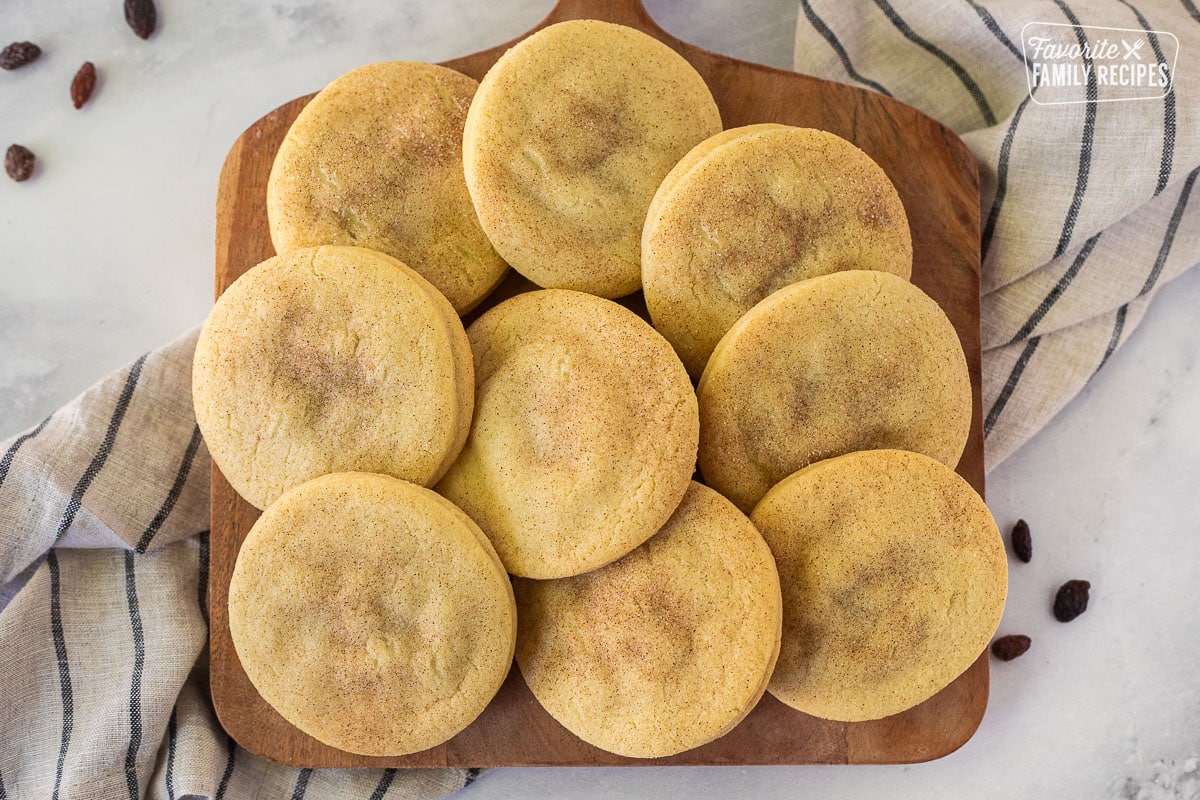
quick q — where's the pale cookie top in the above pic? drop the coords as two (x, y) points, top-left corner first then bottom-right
(698, 270), (971, 512)
(750, 450), (1007, 722)
(267, 61), (507, 314)
(643, 124), (912, 376)
(463, 20), (722, 298)
(437, 289), (699, 579)
(228, 473), (516, 756)
(514, 482), (782, 758)
(193, 245), (473, 510)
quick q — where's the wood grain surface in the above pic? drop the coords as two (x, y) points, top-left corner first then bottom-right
(210, 0), (987, 769)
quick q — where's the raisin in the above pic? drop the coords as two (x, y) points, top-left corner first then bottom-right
(71, 62), (97, 109)
(125, 0), (157, 40)
(991, 634), (1031, 661)
(0, 41), (42, 70)
(1011, 519), (1032, 563)
(1053, 579), (1091, 622)
(5, 144), (35, 182)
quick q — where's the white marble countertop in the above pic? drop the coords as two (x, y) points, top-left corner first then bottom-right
(1, 1), (1197, 797)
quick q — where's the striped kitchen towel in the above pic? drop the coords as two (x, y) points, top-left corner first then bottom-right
(796, 0), (1200, 469)
(0, 330), (476, 799)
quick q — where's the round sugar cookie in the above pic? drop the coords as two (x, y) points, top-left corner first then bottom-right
(193, 245), (473, 510)
(267, 61), (507, 314)
(698, 270), (971, 512)
(514, 482), (782, 758)
(228, 473), (516, 755)
(643, 124), (912, 376)
(437, 289), (698, 579)
(463, 20), (722, 298)
(750, 450), (1007, 722)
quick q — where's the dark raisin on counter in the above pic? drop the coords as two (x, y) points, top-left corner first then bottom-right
(0, 41), (42, 70)
(991, 634), (1032, 661)
(71, 62), (97, 109)
(5, 144), (35, 182)
(125, 0), (157, 40)
(1053, 579), (1091, 622)
(1011, 519), (1033, 563)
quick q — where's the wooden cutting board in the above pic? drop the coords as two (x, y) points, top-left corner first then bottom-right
(210, 0), (986, 769)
